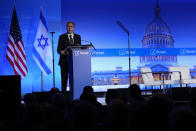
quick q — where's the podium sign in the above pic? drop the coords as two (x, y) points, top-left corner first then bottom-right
(68, 48), (92, 100)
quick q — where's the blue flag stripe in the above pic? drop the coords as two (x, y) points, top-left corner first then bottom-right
(40, 11), (48, 31)
(33, 47), (51, 75)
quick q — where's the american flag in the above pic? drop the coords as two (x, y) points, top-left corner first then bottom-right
(6, 7), (28, 79)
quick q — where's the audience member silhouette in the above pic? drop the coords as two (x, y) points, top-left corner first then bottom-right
(128, 84), (146, 104)
(107, 99), (129, 131)
(7, 84), (196, 131)
(128, 84), (147, 131)
(80, 86), (102, 106)
(23, 103), (45, 130)
(50, 87), (60, 95)
(23, 93), (37, 106)
(69, 100), (97, 131)
(83, 86), (94, 94)
(147, 94), (172, 131)
(105, 89), (119, 105)
(130, 93), (173, 131)
(189, 88), (196, 113)
(80, 86), (103, 124)
(80, 86), (96, 104)
(169, 106), (196, 131)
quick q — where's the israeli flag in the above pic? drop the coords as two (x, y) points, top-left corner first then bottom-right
(33, 10), (53, 75)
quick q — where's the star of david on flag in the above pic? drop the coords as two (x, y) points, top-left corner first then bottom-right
(33, 9), (53, 76)
(37, 34), (49, 50)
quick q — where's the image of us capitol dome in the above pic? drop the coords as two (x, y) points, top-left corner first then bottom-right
(139, 0), (177, 72)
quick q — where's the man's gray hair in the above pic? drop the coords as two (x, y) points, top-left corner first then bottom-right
(66, 21), (75, 27)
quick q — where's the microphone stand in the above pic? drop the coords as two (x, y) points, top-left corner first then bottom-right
(50, 32), (55, 88)
(116, 21), (131, 85)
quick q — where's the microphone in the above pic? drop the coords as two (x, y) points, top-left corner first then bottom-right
(82, 40), (91, 43)
(90, 42), (96, 51)
(116, 20), (129, 35)
(82, 40), (96, 51)
(50, 32), (55, 34)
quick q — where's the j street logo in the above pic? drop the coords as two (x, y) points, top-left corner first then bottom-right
(180, 49), (196, 55)
(180, 49), (186, 55)
(150, 49), (166, 55)
(119, 50), (128, 56)
(150, 49), (156, 55)
(73, 50), (80, 56)
(73, 51), (90, 56)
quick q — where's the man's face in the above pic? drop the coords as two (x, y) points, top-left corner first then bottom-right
(66, 23), (74, 34)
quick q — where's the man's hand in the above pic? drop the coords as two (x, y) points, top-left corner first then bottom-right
(60, 50), (69, 55)
(60, 50), (65, 55)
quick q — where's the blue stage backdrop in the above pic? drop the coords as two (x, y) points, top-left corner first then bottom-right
(0, 0), (196, 94)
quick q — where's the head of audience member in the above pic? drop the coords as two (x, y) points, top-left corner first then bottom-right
(23, 93), (37, 106)
(128, 84), (142, 98)
(105, 89), (119, 105)
(189, 88), (196, 112)
(83, 86), (94, 94)
(50, 87), (60, 95)
(146, 94), (173, 131)
(24, 103), (44, 130)
(80, 92), (97, 105)
(69, 101), (97, 131)
(169, 106), (196, 131)
(51, 92), (68, 110)
(148, 94), (172, 114)
(107, 99), (129, 131)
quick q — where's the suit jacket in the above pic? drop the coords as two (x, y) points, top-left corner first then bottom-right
(57, 33), (81, 66)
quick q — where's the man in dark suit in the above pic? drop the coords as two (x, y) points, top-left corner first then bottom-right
(57, 21), (81, 92)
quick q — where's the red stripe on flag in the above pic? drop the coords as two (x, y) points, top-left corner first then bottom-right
(20, 40), (25, 51)
(14, 58), (26, 77)
(16, 40), (26, 59)
(6, 54), (19, 75)
(14, 42), (28, 71)
(7, 45), (14, 59)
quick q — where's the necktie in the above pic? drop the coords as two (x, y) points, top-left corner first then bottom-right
(69, 35), (74, 45)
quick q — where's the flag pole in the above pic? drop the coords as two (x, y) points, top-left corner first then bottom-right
(50, 32), (55, 88)
(41, 72), (43, 92)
